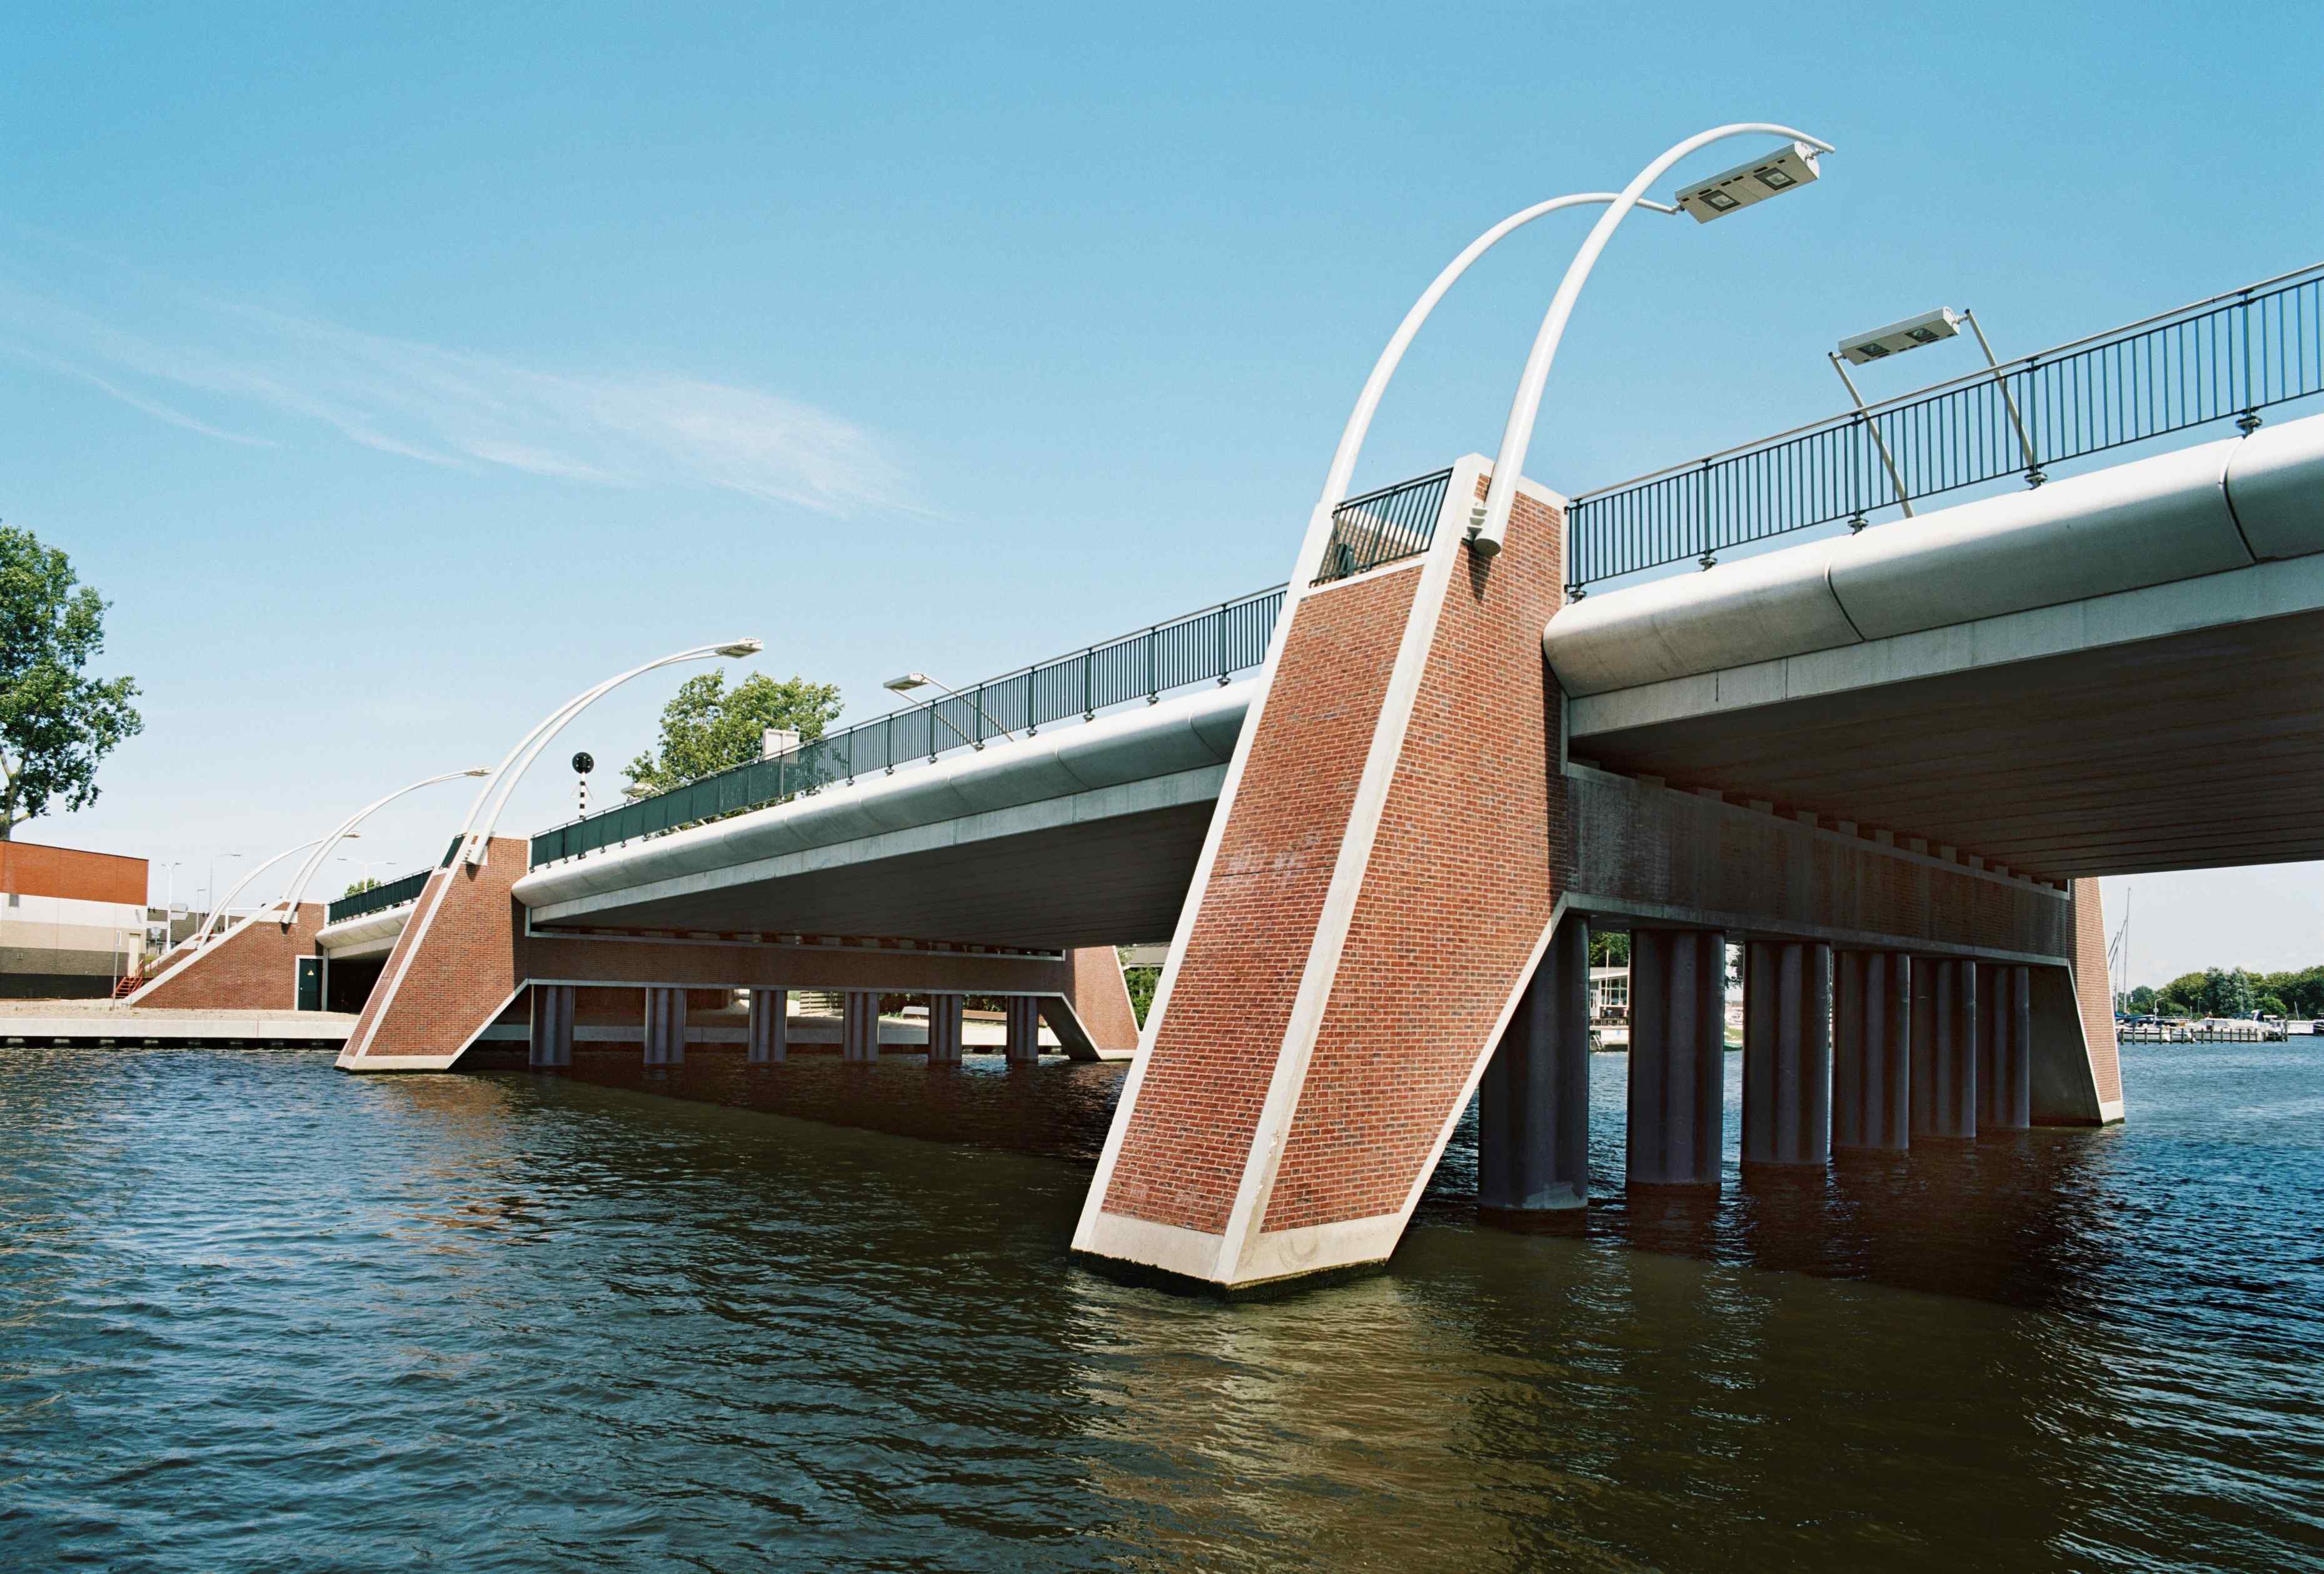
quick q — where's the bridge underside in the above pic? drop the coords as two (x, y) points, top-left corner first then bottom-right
(1572, 602), (2324, 879)
(527, 801), (1215, 951)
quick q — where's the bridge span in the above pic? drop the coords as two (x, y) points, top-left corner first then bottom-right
(126, 263), (2324, 1294)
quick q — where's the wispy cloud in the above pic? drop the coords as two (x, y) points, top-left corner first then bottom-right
(0, 248), (907, 515)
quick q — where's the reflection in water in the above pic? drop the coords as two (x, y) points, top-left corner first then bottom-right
(0, 1043), (2318, 1571)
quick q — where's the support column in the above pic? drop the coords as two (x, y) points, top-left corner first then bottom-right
(1911, 959), (1976, 1141)
(643, 986), (686, 1067)
(841, 991), (881, 1062)
(1627, 928), (1728, 1191)
(1477, 917), (1591, 1222)
(927, 993), (965, 1065)
(1833, 952), (1910, 1152)
(1742, 939), (1831, 1169)
(1004, 996), (1043, 1064)
(528, 982), (574, 1070)
(747, 987), (787, 1064)
(1977, 962), (2032, 1132)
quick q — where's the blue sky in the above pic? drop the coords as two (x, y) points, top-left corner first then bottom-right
(6, 2), (2320, 982)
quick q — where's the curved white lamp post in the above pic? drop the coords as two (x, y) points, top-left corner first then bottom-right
(1311, 189), (1680, 519)
(1471, 122), (1836, 558)
(456, 637), (763, 867)
(270, 767), (493, 922)
(180, 838), (324, 952)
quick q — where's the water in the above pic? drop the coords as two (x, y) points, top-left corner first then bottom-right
(3, 1043), (2320, 1571)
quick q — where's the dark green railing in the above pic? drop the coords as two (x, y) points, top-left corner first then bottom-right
(328, 867), (431, 925)
(324, 836), (463, 925)
(1569, 261), (2324, 590)
(1312, 468), (1454, 585)
(530, 583), (1289, 868)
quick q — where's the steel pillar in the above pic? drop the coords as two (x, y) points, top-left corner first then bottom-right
(1833, 952), (1911, 1152)
(1627, 927), (1728, 1191)
(528, 982), (574, 1070)
(643, 986), (686, 1067)
(1478, 917), (1591, 1222)
(1743, 939), (1831, 1169)
(1911, 959), (1977, 1141)
(842, 991), (881, 1062)
(747, 987), (787, 1064)
(1977, 962), (2032, 1131)
(1004, 996), (1043, 1064)
(927, 992), (965, 1065)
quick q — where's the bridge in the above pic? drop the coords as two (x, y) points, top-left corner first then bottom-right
(125, 256), (2324, 1293)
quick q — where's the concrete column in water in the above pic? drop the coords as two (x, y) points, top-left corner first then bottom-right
(747, 987), (787, 1064)
(1833, 952), (1911, 1152)
(1977, 962), (2032, 1131)
(643, 986), (687, 1067)
(1743, 939), (1832, 1169)
(1004, 996), (1043, 1064)
(1910, 959), (1976, 1141)
(1477, 917), (1591, 1223)
(1627, 927), (1728, 1191)
(528, 982), (575, 1069)
(926, 992), (965, 1065)
(841, 991), (881, 1063)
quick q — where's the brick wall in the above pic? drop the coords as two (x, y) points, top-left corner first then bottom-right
(1067, 946), (1141, 1052)
(137, 903), (328, 1011)
(343, 842), (526, 1060)
(1259, 483), (1566, 1233)
(1, 841), (146, 906)
(2071, 878), (2123, 1107)
(1100, 565), (1423, 1234)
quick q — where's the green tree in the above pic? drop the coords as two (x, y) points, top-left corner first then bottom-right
(624, 670), (843, 795)
(2193, 966), (2256, 1018)
(341, 875), (380, 899)
(1589, 930), (1630, 967)
(2125, 984), (2158, 1014)
(0, 527), (142, 839)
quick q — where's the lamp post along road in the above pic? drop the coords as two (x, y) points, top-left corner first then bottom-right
(1471, 123), (1836, 563)
(457, 638), (763, 866)
(883, 671), (1017, 752)
(273, 768), (491, 922)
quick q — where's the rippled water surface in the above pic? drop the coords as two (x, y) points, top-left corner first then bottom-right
(3, 1043), (2321, 1571)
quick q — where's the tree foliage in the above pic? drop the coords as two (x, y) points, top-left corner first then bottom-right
(1589, 930), (1630, 967)
(341, 876), (380, 898)
(623, 670), (843, 795)
(0, 527), (142, 840)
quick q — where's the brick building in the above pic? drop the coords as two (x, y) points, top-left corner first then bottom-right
(0, 841), (153, 999)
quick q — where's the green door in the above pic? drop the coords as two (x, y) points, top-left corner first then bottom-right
(295, 956), (323, 1012)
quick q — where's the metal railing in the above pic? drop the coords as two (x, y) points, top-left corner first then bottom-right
(324, 837), (463, 925)
(1312, 468), (1453, 584)
(1567, 262), (2324, 590)
(530, 583), (1289, 868)
(328, 866), (431, 925)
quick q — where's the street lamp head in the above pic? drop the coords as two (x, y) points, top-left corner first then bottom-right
(715, 638), (764, 659)
(1674, 141), (1823, 223)
(883, 672), (933, 693)
(461, 767), (492, 778)
(1836, 306), (1964, 365)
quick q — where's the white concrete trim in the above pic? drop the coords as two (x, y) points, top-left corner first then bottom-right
(1077, 1210), (1231, 1282)
(1074, 461), (1461, 1266)
(2097, 1099), (2126, 1124)
(1569, 551), (2324, 738)
(1224, 453), (1487, 1281)
(1235, 1208), (1412, 1286)
(314, 905), (415, 954)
